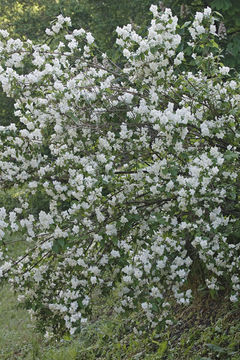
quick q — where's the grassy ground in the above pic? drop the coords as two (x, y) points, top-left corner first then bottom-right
(0, 284), (42, 359)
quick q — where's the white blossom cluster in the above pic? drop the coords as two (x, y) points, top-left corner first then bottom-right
(0, 6), (240, 336)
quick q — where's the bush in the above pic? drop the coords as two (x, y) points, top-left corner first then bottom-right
(0, 6), (240, 336)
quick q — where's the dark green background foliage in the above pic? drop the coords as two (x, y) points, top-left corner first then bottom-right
(0, 0), (160, 51)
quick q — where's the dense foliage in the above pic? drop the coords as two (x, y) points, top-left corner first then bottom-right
(0, 6), (240, 337)
(162, 0), (240, 69)
(0, 0), (160, 127)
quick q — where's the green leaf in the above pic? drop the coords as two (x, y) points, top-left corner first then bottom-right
(210, 40), (219, 49)
(206, 343), (228, 353)
(213, 11), (224, 19)
(58, 238), (65, 248)
(52, 238), (65, 253)
(156, 340), (168, 357)
(224, 151), (238, 161)
(52, 240), (60, 253)
(181, 21), (191, 29)
(152, 303), (159, 312)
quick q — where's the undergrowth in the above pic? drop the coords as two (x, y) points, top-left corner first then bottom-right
(1, 278), (240, 359)
(1, 235), (240, 359)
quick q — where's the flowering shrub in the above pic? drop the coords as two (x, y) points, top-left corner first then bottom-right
(0, 6), (240, 336)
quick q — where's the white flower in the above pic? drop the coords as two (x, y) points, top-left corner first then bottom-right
(123, 49), (130, 58)
(90, 276), (97, 284)
(195, 25), (205, 35)
(111, 250), (120, 258)
(52, 23), (62, 34)
(195, 12), (203, 22)
(219, 66), (230, 75)
(141, 302), (148, 310)
(45, 28), (53, 36)
(106, 223), (117, 236)
(204, 7), (212, 16)
(150, 5), (158, 17)
(0, 29), (9, 38)
(86, 33), (94, 44)
(210, 25), (216, 34)
(230, 294), (238, 302)
(39, 211), (53, 229)
(200, 122), (210, 136)
(68, 40), (78, 50)
(134, 268), (143, 279)
(200, 240), (208, 249)
(54, 81), (64, 91)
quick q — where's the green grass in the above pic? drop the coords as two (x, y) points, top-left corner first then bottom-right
(0, 284), (42, 359)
